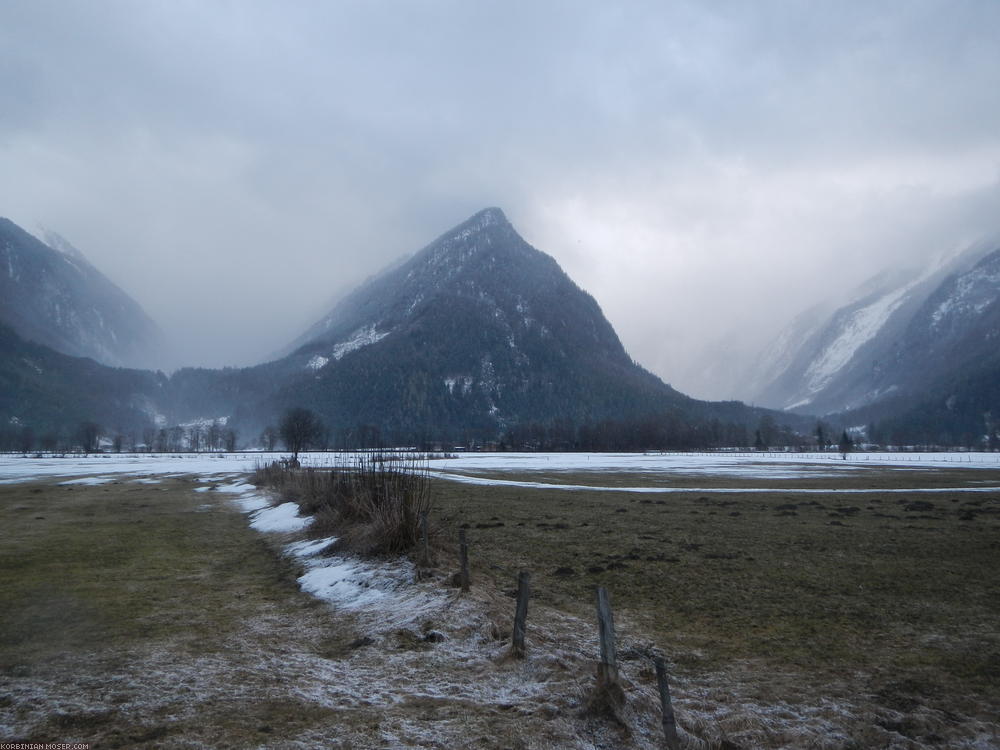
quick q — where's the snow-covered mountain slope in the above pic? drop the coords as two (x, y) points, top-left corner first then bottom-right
(279, 207), (642, 379)
(258, 207), (688, 439)
(154, 206), (804, 447)
(0, 218), (164, 367)
(280, 207), (629, 366)
(753, 243), (1000, 416)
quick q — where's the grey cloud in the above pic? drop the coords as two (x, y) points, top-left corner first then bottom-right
(1, 1), (998, 394)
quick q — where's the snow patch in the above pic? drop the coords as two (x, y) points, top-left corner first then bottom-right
(428, 469), (1000, 494)
(285, 536), (338, 557)
(298, 560), (394, 608)
(2, 450), (999, 488)
(406, 292), (424, 315)
(930, 263), (1000, 328)
(212, 481), (257, 494)
(798, 282), (915, 400)
(180, 415), (229, 429)
(443, 375), (474, 395)
(234, 494), (270, 512)
(59, 476), (114, 486)
(249, 502), (312, 533)
(306, 354), (329, 371)
(332, 324), (390, 360)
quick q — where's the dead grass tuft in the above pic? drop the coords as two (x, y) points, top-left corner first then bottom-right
(579, 664), (629, 728)
(253, 453), (433, 555)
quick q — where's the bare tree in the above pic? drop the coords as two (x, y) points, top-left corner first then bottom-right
(168, 425), (184, 452)
(188, 425), (203, 453)
(838, 430), (853, 460)
(78, 421), (101, 453)
(208, 420), (222, 451)
(260, 425), (278, 451)
(279, 408), (323, 462)
(18, 425), (35, 454)
(815, 422), (828, 451)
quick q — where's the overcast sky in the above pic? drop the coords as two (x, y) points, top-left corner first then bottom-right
(2, 1), (999, 399)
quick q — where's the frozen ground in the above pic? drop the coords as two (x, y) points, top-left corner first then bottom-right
(204, 478), (678, 748)
(219, 475), (999, 749)
(3, 457), (997, 748)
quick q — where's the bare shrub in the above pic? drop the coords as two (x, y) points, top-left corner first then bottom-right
(250, 460), (292, 490)
(252, 453), (432, 556)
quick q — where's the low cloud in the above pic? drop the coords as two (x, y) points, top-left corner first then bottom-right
(1, 1), (998, 396)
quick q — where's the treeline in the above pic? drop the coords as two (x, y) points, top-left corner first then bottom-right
(845, 365), (1000, 452)
(498, 412), (806, 452)
(0, 419), (238, 454)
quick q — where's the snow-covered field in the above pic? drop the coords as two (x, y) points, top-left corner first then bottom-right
(1, 450), (998, 489)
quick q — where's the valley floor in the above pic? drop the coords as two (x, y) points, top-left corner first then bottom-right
(0, 453), (998, 748)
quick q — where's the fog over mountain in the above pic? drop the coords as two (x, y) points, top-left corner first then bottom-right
(1, 1), (998, 397)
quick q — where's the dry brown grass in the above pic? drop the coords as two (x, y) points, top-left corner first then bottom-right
(430, 465), (1000, 748)
(0, 475), (683, 749)
(5, 461), (997, 749)
(253, 454), (433, 555)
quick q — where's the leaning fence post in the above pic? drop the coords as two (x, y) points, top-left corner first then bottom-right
(654, 656), (681, 750)
(458, 529), (470, 592)
(595, 586), (619, 685)
(419, 511), (430, 566)
(512, 571), (531, 657)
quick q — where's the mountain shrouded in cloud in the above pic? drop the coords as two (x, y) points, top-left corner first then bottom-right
(0, 218), (164, 368)
(260, 206), (689, 441)
(747, 242), (1000, 445)
(1, 209), (799, 448)
(1, 2), (998, 391)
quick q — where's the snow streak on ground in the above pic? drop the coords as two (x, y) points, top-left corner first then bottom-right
(206, 477), (670, 748)
(249, 501), (313, 533)
(2, 450), (998, 487)
(57, 475), (116, 485)
(425, 470), (1000, 494)
(216, 476), (998, 749)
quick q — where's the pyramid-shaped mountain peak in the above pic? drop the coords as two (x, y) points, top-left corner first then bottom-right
(264, 206), (688, 442)
(284, 207), (572, 356)
(468, 206), (508, 227)
(422, 206), (515, 257)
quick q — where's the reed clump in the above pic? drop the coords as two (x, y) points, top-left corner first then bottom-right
(252, 453), (432, 555)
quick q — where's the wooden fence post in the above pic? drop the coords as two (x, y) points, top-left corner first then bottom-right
(595, 586), (619, 686)
(654, 656), (681, 750)
(512, 571), (531, 657)
(458, 529), (470, 592)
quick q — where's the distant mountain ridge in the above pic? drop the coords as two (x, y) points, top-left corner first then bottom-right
(0, 218), (164, 368)
(750, 241), (1000, 445)
(751, 242), (998, 414)
(2, 208), (800, 450)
